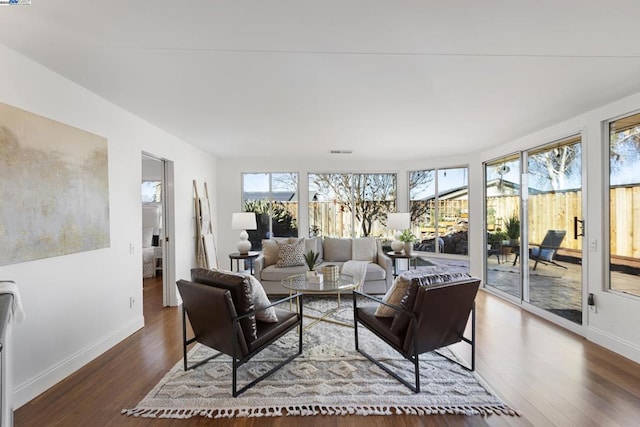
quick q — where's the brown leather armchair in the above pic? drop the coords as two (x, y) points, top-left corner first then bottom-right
(353, 277), (480, 393)
(177, 268), (302, 397)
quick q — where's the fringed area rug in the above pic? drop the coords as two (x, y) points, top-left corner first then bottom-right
(123, 297), (517, 419)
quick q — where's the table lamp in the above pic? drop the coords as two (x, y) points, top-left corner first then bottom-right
(232, 212), (257, 255)
(387, 212), (410, 253)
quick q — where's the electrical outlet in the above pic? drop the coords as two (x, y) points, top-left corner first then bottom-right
(588, 305), (597, 313)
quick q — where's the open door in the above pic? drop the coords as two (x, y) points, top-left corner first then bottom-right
(141, 153), (176, 307)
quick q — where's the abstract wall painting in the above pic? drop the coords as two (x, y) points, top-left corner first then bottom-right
(0, 102), (110, 266)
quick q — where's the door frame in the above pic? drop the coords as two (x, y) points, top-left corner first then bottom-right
(483, 131), (588, 336)
(142, 152), (177, 307)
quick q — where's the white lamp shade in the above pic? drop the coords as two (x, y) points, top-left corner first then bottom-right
(387, 212), (410, 231)
(232, 212), (257, 230)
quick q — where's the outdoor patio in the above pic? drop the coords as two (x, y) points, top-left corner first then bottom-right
(415, 252), (640, 325)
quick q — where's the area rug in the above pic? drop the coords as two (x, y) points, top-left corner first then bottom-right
(123, 297), (517, 419)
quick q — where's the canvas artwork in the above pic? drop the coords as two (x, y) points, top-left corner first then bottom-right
(0, 102), (110, 266)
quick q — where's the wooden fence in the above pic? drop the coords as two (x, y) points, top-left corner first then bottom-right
(489, 186), (639, 258)
(269, 185), (639, 258)
(611, 186), (640, 258)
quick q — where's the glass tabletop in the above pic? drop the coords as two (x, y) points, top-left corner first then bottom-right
(280, 273), (358, 293)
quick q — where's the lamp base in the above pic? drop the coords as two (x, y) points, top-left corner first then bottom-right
(237, 239), (252, 255)
(391, 240), (404, 253)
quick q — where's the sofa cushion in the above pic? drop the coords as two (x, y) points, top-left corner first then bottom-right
(352, 237), (377, 262)
(276, 238), (306, 267)
(190, 268), (258, 342)
(261, 264), (308, 282)
(304, 237), (323, 262)
(323, 237), (352, 262)
(390, 271), (472, 335)
(364, 262), (386, 281)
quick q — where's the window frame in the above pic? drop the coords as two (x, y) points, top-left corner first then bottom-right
(241, 172), (299, 248)
(307, 171), (397, 238)
(408, 165), (470, 256)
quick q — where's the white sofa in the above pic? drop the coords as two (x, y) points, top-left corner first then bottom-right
(253, 236), (393, 295)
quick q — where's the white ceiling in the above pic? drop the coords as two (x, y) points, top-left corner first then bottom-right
(2, 1), (640, 161)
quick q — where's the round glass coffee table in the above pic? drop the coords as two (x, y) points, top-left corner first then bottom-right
(281, 273), (359, 330)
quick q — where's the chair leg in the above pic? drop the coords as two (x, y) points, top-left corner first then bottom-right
(354, 315), (420, 393)
(437, 303), (475, 372)
(232, 309), (304, 397)
(182, 306), (222, 371)
(414, 353), (420, 393)
(353, 292), (360, 351)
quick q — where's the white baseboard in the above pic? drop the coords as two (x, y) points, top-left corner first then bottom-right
(13, 315), (144, 409)
(586, 326), (640, 365)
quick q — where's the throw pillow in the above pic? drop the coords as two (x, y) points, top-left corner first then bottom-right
(262, 237), (292, 267)
(374, 275), (411, 317)
(248, 275), (278, 323)
(390, 271), (472, 335)
(323, 237), (352, 262)
(276, 239), (306, 267)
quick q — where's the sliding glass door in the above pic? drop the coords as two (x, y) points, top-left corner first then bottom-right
(525, 136), (583, 324)
(484, 135), (585, 325)
(485, 155), (521, 299)
(608, 113), (640, 298)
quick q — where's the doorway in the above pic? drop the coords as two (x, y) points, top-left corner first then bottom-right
(524, 136), (584, 324)
(484, 135), (585, 327)
(141, 153), (175, 307)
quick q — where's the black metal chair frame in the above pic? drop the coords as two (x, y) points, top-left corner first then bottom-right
(353, 291), (475, 393)
(182, 293), (303, 397)
(487, 243), (502, 264)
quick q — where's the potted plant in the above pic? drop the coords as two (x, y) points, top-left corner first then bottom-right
(304, 250), (319, 278)
(504, 215), (520, 245)
(398, 229), (417, 255)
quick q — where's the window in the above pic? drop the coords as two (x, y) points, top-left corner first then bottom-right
(141, 181), (161, 202)
(609, 113), (640, 297)
(308, 173), (396, 237)
(242, 173), (298, 250)
(409, 167), (468, 254)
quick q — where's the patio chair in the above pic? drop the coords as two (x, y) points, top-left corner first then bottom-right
(353, 276), (480, 393)
(530, 230), (567, 270)
(487, 242), (502, 264)
(177, 269), (303, 397)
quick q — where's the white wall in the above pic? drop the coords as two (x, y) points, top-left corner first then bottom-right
(0, 44), (217, 407)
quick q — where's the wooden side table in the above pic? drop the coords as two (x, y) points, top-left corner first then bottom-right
(386, 251), (418, 277)
(228, 251), (260, 275)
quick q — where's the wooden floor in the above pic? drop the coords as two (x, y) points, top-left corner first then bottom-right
(15, 276), (640, 427)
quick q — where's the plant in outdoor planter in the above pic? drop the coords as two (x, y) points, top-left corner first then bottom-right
(488, 231), (509, 247)
(398, 229), (418, 255)
(304, 250), (320, 277)
(504, 215), (520, 244)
